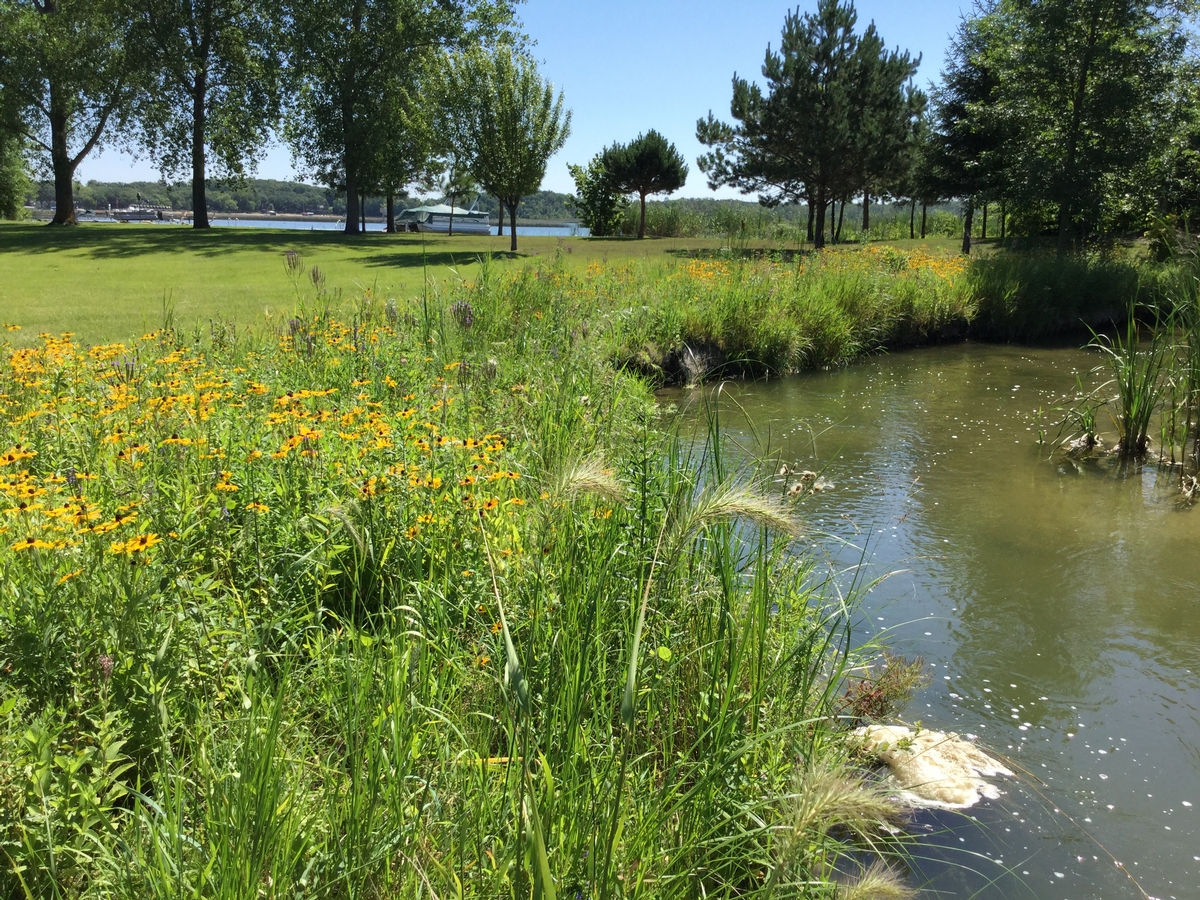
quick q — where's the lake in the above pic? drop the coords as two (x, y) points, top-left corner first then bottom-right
(78, 215), (589, 237)
(679, 343), (1200, 899)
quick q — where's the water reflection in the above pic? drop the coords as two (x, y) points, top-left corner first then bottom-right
(675, 344), (1200, 899)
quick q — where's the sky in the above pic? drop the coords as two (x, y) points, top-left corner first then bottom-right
(79, 0), (971, 198)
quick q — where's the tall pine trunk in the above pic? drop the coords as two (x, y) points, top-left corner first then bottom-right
(806, 196), (814, 244)
(360, 193), (365, 232)
(508, 198), (519, 251)
(637, 192), (647, 239)
(909, 199), (916, 239)
(981, 202), (988, 240)
(386, 192), (395, 233)
(921, 202), (928, 239)
(862, 189), (870, 232)
(835, 200), (845, 243)
(497, 197), (504, 236)
(191, 68), (209, 228)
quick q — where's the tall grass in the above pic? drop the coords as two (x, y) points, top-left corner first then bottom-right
(0, 259), (912, 897)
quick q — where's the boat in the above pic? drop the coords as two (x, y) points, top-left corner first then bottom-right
(113, 205), (169, 222)
(395, 203), (491, 235)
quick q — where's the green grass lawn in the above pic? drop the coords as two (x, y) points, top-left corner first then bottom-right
(0, 223), (790, 342)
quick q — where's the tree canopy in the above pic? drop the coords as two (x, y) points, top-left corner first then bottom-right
(131, 0), (284, 227)
(697, 0), (920, 248)
(0, 0), (136, 224)
(448, 47), (571, 251)
(602, 130), (688, 239)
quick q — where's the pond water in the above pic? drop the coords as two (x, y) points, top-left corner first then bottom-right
(678, 344), (1200, 899)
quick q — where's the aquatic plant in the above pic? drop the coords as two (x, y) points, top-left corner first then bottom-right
(1089, 305), (1172, 459)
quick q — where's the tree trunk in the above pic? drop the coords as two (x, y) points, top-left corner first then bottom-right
(386, 192), (395, 233)
(862, 189), (870, 232)
(344, 168), (360, 235)
(961, 198), (974, 256)
(813, 186), (827, 250)
(637, 192), (647, 239)
(921, 202), (928, 239)
(360, 193), (366, 232)
(191, 69), (210, 228)
(508, 198), (518, 252)
(835, 200), (845, 243)
(48, 83), (78, 226)
(909, 198), (916, 239)
(981, 202), (988, 240)
(806, 196), (814, 244)
(448, 194), (455, 236)
(497, 196), (504, 236)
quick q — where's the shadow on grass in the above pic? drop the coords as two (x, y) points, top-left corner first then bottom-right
(0, 224), (525, 269)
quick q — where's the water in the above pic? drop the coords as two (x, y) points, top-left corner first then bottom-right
(680, 344), (1200, 899)
(78, 215), (588, 237)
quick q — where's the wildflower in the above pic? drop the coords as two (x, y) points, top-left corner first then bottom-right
(13, 536), (53, 551)
(112, 533), (161, 555)
(491, 622), (502, 634)
(57, 570), (83, 584)
(477, 654), (490, 667)
(405, 525), (420, 540)
(506, 498), (525, 506)
(245, 502), (269, 514)
(462, 569), (474, 577)
(482, 498), (499, 512)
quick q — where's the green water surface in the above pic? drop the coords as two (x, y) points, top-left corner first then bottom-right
(683, 343), (1200, 900)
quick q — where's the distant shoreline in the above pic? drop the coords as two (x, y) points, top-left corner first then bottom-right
(29, 209), (578, 227)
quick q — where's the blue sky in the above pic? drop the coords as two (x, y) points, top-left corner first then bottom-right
(81, 0), (970, 197)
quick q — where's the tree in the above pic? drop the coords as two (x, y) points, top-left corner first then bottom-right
(567, 151), (627, 237)
(282, 0), (517, 235)
(945, 0), (1189, 251)
(131, 0), (283, 228)
(697, 0), (919, 249)
(930, 6), (1008, 255)
(0, 131), (31, 218)
(602, 130), (687, 239)
(449, 47), (571, 252)
(0, 0), (135, 225)
(362, 73), (442, 233)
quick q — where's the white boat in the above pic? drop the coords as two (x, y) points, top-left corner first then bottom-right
(396, 204), (491, 235)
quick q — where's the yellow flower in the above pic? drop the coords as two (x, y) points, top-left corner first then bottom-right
(490, 622), (502, 634)
(245, 502), (269, 514)
(482, 498), (499, 512)
(13, 536), (52, 551)
(477, 654), (490, 667)
(57, 570), (83, 584)
(112, 533), (162, 555)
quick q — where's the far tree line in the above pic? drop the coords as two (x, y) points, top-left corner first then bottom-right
(4, 0), (1198, 254)
(693, 0), (1200, 253)
(0, 0), (574, 248)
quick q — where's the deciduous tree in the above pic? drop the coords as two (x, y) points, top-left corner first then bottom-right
(448, 47), (570, 251)
(0, 0), (136, 225)
(567, 152), (626, 237)
(131, 0), (284, 228)
(282, 0), (516, 234)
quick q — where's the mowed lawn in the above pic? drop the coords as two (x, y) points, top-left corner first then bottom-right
(0, 223), (764, 342)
